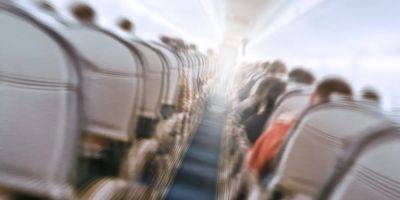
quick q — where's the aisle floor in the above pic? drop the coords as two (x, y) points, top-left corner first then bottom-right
(165, 94), (227, 200)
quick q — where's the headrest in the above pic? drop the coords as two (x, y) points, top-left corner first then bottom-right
(329, 93), (352, 102)
(38, 1), (55, 12)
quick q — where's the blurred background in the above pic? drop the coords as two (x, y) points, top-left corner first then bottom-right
(40, 0), (400, 109)
(1, 0), (400, 199)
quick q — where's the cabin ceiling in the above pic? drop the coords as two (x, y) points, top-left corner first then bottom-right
(47, 0), (324, 47)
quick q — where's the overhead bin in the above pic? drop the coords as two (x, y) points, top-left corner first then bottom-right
(0, 4), (81, 199)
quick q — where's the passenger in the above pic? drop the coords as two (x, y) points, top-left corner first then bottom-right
(237, 60), (287, 144)
(246, 78), (353, 178)
(70, 3), (95, 24)
(38, 1), (56, 12)
(118, 18), (134, 32)
(240, 60), (286, 107)
(160, 35), (172, 46)
(288, 67), (315, 86)
(233, 62), (253, 89)
(361, 87), (380, 103)
(236, 61), (269, 102)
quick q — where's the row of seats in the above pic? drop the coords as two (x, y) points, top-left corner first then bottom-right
(219, 61), (399, 200)
(0, 1), (216, 199)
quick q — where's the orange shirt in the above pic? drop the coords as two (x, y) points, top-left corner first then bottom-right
(246, 114), (298, 177)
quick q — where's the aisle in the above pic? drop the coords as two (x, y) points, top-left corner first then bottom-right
(165, 94), (227, 200)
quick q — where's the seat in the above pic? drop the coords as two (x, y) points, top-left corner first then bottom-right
(196, 55), (205, 91)
(60, 26), (142, 142)
(191, 53), (201, 94)
(145, 42), (170, 113)
(131, 41), (165, 116)
(149, 42), (181, 118)
(182, 52), (195, 96)
(265, 90), (311, 129)
(190, 53), (200, 94)
(319, 126), (400, 200)
(23, 0), (145, 142)
(174, 51), (193, 111)
(0, 4), (81, 199)
(129, 41), (168, 138)
(79, 178), (150, 199)
(26, 2), (151, 187)
(268, 101), (392, 199)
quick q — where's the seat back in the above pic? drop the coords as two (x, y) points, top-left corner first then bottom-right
(0, 5), (80, 198)
(266, 90), (311, 128)
(269, 102), (391, 198)
(132, 41), (165, 119)
(145, 42), (170, 107)
(151, 42), (181, 107)
(182, 52), (194, 93)
(326, 128), (400, 200)
(195, 53), (204, 90)
(61, 27), (142, 141)
(190, 54), (199, 92)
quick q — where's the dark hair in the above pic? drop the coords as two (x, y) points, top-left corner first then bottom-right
(71, 3), (95, 23)
(314, 78), (353, 102)
(362, 88), (380, 102)
(160, 35), (171, 44)
(118, 18), (134, 32)
(267, 60), (287, 74)
(289, 67), (315, 85)
(38, 1), (55, 12)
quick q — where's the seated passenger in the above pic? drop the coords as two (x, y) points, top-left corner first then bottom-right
(246, 78), (353, 178)
(287, 67), (315, 88)
(238, 61), (304, 144)
(235, 62), (270, 101)
(236, 60), (287, 123)
(361, 87), (381, 106)
(233, 62), (256, 90)
(236, 61), (288, 144)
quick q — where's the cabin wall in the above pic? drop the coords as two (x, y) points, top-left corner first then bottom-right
(247, 0), (400, 110)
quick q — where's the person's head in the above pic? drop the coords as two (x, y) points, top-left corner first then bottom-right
(361, 87), (380, 103)
(71, 3), (95, 24)
(288, 67), (315, 85)
(160, 35), (171, 45)
(118, 18), (134, 32)
(38, 1), (56, 13)
(310, 77), (353, 105)
(266, 60), (287, 75)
